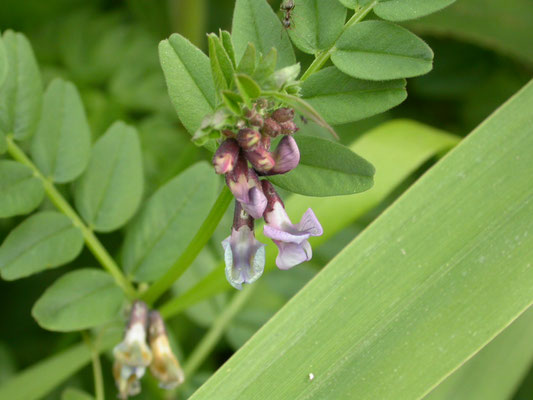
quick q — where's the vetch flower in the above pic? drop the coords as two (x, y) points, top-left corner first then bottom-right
(222, 201), (266, 289)
(262, 180), (323, 269)
(113, 301), (152, 399)
(225, 152), (267, 218)
(237, 128), (261, 150)
(212, 138), (240, 174)
(244, 145), (275, 173)
(266, 135), (300, 175)
(148, 311), (185, 390)
(113, 362), (146, 399)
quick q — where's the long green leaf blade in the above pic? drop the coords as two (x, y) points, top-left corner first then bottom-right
(190, 80), (533, 400)
(374, 0), (456, 21)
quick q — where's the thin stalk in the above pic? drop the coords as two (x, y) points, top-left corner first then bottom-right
(183, 285), (255, 377)
(142, 186), (233, 305)
(300, 1), (378, 81)
(168, 0), (208, 49)
(82, 332), (105, 400)
(6, 135), (137, 299)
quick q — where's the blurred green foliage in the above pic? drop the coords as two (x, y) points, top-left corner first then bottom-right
(0, 0), (532, 398)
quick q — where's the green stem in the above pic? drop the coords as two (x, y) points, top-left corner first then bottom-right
(183, 285), (255, 377)
(82, 332), (105, 400)
(142, 186), (233, 305)
(168, 0), (208, 49)
(300, 1), (378, 81)
(6, 135), (137, 299)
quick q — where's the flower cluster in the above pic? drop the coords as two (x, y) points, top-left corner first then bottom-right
(213, 103), (323, 289)
(113, 301), (184, 399)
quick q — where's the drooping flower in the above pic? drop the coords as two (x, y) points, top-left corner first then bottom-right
(113, 362), (146, 400)
(113, 301), (153, 399)
(225, 152), (267, 219)
(222, 201), (266, 289)
(262, 180), (323, 269)
(148, 311), (185, 390)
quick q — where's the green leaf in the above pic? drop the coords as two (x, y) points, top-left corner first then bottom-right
(337, 0), (358, 8)
(288, 0), (347, 54)
(61, 388), (94, 400)
(237, 42), (256, 75)
(374, 0), (456, 21)
(74, 121), (143, 232)
(426, 306), (533, 400)
(123, 162), (219, 282)
(235, 74), (261, 107)
(0, 31), (42, 141)
(253, 48), (278, 83)
(0, 332), (119, 400)
(301, 67), (407, 125)
(0, 131), (5, 154)
(407, 0), (533, 65)
(208, 33), (235, 92)
(189, 80), (533, 400)
(159, 34), (216, 135)
(232, 0), (296, 69)
(0, 34), (7, 87)
(268, 135), (374, 196)
(331, 20), (433, 80)
(0, 160), (44, 218)
(160, 119), (460, 318)
(0, 212), (84, 280)
(222, 91), (243, 115)
(220, 30), (237, 67)
(30, 79), (91, 183)
(32, 269), (125, 332)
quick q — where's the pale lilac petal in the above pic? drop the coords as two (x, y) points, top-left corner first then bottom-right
(264, 224), (310, 244)
(275, 240), (312, 270)
(223, 227), (266, 289)
(241, 187), (267, 219)
(296, 208), (323, 237)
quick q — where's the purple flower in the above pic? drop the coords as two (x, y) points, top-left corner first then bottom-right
(266, 135), (300, 175)
(262, 180), (323, 269)
(222, 202), (265, 289)
(225, 152), (267, 219)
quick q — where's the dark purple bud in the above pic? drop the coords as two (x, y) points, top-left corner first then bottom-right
(262, 118), (282, 137)
(245, 108), (264, 128)
(260, 135), (271, 151)
(267, 135), (300, 175)
(237, 128), (261, 150)
(244, 146), (275, 173)
(213, 139), (240, 174)
(261, 179), (284, 216)
(279, 120), (299, 135)
(271, 107), (294, 123)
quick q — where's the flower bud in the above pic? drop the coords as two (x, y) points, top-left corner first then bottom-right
(113, 301), (152, 368)
(244, 146), (275, 173)
(279, 120), (299, 135)
(246, 108), (264, 127)
(262, 118), (282, 137)
(237, 128), (261, 150)
(213, 139), (240, 174)
(271, 107), (294, 123)
(148, 311), (185, 390)
(267, 135), (300, 175)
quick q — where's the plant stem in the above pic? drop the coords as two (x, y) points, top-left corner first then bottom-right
(168, 0), (208, 49)
(300, 1), (378, 81)
(6, 135), (137, 299)
(183, 285), (255, 377)
(142, 185), (233, 305)
(82, 332), (105, 400)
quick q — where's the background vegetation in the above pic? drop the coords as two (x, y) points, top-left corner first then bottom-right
(0, 0), (532, 399)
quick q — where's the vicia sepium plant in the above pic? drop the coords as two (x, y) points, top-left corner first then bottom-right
(0, 0), (450, 397)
